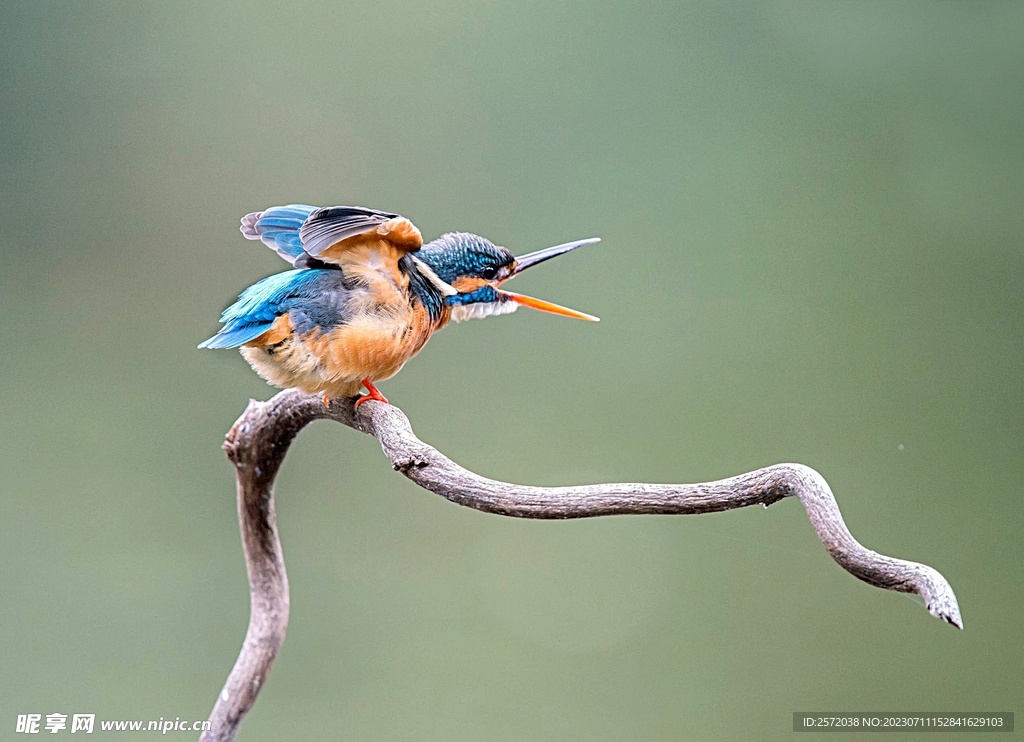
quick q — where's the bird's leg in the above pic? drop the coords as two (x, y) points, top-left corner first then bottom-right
(354, 378), (389, 409)
(322, 393), (330, 407)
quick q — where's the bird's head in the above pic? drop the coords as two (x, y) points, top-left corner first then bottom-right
(415, 232), (600, 323)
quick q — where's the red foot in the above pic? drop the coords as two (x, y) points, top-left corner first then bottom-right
(354, 379), (389, 410)
(322, 393), (331, 407)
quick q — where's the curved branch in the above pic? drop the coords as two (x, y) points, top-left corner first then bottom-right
(201, 388), (962, 741)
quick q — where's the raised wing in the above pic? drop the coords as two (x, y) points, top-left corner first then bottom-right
(301, 206), (422, 257)
(240, 204), (422, 266)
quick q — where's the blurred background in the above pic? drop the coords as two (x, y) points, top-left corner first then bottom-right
(1, 1), (1022, 739)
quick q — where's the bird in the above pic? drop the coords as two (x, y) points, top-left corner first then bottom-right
(199, 204), (600, 408)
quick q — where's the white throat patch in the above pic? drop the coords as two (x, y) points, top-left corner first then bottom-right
(450, 301), (519, 323)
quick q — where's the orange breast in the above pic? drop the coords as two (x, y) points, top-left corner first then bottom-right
(311, 301), (438, 382)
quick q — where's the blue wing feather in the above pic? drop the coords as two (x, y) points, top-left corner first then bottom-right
(196, 324), (273, 350)
(240, 204), (318, 263)
(198, 269), (353, 349)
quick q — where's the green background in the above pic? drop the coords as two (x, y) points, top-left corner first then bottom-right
(2, 1), (1021, 740)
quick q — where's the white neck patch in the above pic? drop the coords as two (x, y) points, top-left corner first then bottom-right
(450, 300), (519, 323)
(411, 256), (457, 296)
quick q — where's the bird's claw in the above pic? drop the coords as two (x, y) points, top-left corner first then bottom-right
(354, 391), (389, 409)
(354, 379), (389, 410)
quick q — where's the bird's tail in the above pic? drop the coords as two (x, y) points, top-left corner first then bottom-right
(240, 204), (318, 263)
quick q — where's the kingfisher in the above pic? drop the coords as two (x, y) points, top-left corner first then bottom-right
(199, 204), (600, 408)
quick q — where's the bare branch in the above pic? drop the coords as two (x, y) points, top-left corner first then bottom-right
(201, 388), (962, 741)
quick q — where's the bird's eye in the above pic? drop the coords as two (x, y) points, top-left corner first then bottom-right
(480, 267), (498, 280)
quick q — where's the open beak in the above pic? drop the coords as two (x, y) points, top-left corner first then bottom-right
(497, 237), (601, 322)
